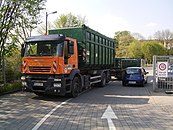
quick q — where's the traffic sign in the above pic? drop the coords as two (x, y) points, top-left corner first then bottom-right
(157, 62), (168, 77)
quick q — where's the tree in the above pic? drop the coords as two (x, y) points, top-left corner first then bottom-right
(141, 41), (166, 63)
(54, 13), (87, 28)
(5, 46), (21, 82)
(0, 0), (21, 84)
(131, 33), (145, 40)
(9, 0), (46, 45)
(153, 30), (173, 48)
(0, 0), (46, 84)
(128, 40), (143, 58)
(115, 31), (134, 46)
(37, 22), (52, 35)
(114, 31), (135, 57)
(37, 13), (87, 34)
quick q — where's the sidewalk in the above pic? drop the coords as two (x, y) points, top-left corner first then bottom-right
(145, 79), (173, 116)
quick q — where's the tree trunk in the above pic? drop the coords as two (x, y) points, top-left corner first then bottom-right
(2, 52), (6, 85)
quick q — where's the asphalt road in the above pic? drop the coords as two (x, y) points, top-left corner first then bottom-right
(0, 78), (173, 130)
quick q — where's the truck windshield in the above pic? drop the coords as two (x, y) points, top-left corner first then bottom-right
(24, 41), (64, 56)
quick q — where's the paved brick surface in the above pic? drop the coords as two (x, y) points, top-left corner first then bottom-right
(1, 76), (173, 130)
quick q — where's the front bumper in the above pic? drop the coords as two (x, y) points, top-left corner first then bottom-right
(21, 74), (67, 96)
(123, 80), (144, 85)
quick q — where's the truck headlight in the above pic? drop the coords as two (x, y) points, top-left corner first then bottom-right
(21, 76), (25, 80)
(54, 83), (61, 87)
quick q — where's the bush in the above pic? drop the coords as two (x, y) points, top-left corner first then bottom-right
(4, 47), (21, 82)
(0, 81), (22, 95)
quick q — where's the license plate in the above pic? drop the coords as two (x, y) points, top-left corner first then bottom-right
(34, 83), (43, 86)
(129, 81), (136, 84)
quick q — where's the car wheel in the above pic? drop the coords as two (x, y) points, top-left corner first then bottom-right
(122, 80), (127, 86)
(141, 81), (145, 87)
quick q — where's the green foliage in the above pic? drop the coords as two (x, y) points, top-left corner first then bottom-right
(166, 48), (173, 55)
(141, 41), (166, 63)
(114, 30), (168, 64)
(37, 13), (87, 35)
(0, 82), (22, 95)
(115, 31), (134, 47)
(5, 48), (21, 82)
(116, 46), (129, 58)
(115, 31), (135, 57)
(10, 0), (46, 45)
(0, 0), (46, 84)
(4, 43), (18, 57)
(0, 0), (21, 57)
(128, 40), (143, 58)
(54, 13), (87, 28)
(0, 0), (46, 57)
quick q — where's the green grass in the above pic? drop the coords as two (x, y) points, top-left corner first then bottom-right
(0, 81), (22, 95)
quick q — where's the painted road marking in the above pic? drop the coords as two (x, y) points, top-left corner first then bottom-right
(101, 105), (118, 130)
(32, 98), (72, 130)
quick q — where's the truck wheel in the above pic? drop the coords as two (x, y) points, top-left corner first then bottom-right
(99, 72), (106, 87)
(71, 77), (80, 98)
(106, 71), (111, 83)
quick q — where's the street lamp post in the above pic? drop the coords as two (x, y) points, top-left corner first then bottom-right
(45, 11), (57, 35)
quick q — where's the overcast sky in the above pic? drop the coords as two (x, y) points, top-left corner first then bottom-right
(42, 0), (173, 38)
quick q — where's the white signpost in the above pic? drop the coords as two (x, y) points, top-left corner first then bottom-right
(157, 62), (168, 77)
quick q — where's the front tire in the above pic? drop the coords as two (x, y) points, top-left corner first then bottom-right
(70, 77), (80, 98)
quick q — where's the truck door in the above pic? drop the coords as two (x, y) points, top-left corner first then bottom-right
(63, 39), (78, 73)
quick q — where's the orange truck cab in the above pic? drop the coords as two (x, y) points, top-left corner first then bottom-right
(21, 25), (115, 97)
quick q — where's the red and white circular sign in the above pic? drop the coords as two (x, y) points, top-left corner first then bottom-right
(159, 63), (166, 71)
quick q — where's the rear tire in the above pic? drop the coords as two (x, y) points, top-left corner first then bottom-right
(122, 80), (127, 86)
(99, 72), (106, 87)
(141, 81), (145, 87)
(106, 71), (111, 83)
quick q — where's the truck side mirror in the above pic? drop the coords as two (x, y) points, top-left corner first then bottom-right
(21, 44), (25, 57)
(64, 41), (69, 59)
(64, 41), (74, 60)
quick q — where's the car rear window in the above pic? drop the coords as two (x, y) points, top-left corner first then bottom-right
(126, 68), (140, 74)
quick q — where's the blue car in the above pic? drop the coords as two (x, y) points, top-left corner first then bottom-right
(122, 67), (148, 87)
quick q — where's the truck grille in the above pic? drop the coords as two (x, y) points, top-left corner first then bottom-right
(29, 66), (51, 72)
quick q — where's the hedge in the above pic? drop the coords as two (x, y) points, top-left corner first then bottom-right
(0, 81), (22, 95)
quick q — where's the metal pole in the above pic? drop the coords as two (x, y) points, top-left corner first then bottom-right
(46, 12), (48, 35)
(45, 11), (57, 35)
(153, 55), (156, 91)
